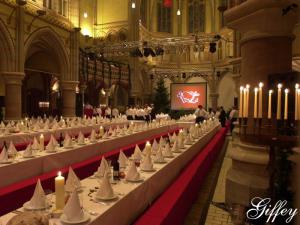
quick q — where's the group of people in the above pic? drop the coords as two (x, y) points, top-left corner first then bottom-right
(194, 105), (239, 132)
(84, 103), (120, 118)
(125, 105), (153, 121)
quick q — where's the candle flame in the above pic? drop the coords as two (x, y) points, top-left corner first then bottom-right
(246, 84), (250, 89)
(269, 90), (273, 94)
(277, 83), (282, 89)
(240, 86), (244, 91)
(58, 171), (62, 176)
(259, 82), (264, 88)
(40, 134), (44, 138)
(146, 141), (150, 145)
(254, 87), (258, 92)
(296, 83), (299, 89)
(285, 88), (289, 93)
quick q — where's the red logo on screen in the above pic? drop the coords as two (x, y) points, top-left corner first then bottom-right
(177, 91), (200, 104)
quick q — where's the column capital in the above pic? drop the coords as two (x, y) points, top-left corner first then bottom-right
(60, 80), (79, 91)
(224, 0), (297, 44)
(1, 72), (25, 85)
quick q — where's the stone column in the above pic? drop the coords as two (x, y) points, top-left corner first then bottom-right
(209, 93), (219, 110)
(61, 81), (78, 117)
(223, 0), (297, 214)
(104, 89), (111, 106)
(2, 72), (25, 120)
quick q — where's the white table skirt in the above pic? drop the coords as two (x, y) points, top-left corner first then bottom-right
(0, 124), (178, 188)
(0, 121), (131, 146)
(0, 124), (220, 225)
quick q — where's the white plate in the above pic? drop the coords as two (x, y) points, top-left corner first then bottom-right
(0, 160), (14, 164)
(65, 186), (83, 193)
(95, 194), (118, 201)
(45, 150), (57, 153)
(23, 155), (36, 158)
(60, 212), (90, 224)
(141, 168), (156, 172)
(126, 177), (144, 183)
(23, 201), (51, 211)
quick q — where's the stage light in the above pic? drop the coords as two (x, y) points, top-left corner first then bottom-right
(132, 2), (136, 8)
(209, 42), (216, 53)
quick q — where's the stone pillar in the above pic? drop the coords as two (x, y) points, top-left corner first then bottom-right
(104, 89), (111, 106)
(2, 72), (25, 120)
(209, 93), (219, 110)
(61, 81), (78, 117)
(15, 4), (25, 72)
(223, 0), (297, 212)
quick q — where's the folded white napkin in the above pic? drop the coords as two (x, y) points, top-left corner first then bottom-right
(32, 137), (40, 150)
(141, 153), (153, 171)
(63, 190), (85, 222)
(28, 179), (46, 209)
(44, 123), (49, 130)
(96, 157), (109, 177)
(0, 121), (5, 129)
(171, 133), (177, 143)
(119, 128), (125, 136)
(90, 129), (96, 142)
(151, 139), (159, 153)
(125, 162), (140, 181)
(52, 123), (59, 130)
(118, 151), (128, 168)
(172, 140), (180, 153)
(0, 146), (8, 162)
(178, 135), (185, 149)
(64, 133), (72, 148)
(46, 139), (56, 152)
(108, 127), (113, 134)
(132, 145), (143, 160)
(50, 135), (58, 146)
(77, 131), (85, 144)
(23, 144), (33, 157)
(163, 143), (173, 157)
(96, 173), (114, 199)
(154, 147), (165, 163)
(116, 126), (121, 133)
(33, 123), (40, 131)
(65, 167), (81, 192)
(159, 136), (166, 147)
(185, 133), (193, 145)
(8, 141), (18, 156)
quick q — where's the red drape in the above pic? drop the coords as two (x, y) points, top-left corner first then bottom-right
(164, 0), (172, 8)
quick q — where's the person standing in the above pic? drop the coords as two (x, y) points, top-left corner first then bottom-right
(194, 105), (207, 124)
(219, 106), (227, 127)
(229, 106), (238, 133)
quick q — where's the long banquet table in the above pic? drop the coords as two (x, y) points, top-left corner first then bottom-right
(0, 123), (220, 225)
(0, 124), (178, 189)
(0, 120), (132, 146)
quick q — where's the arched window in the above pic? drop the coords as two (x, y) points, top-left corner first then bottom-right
(157, 0), (172, 33)
(188, 0), (205, 33)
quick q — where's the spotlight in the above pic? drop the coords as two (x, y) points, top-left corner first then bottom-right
(143, 47), (156, 57)
(130, 47), (143, 57)
(155, 46), (164, 56)
(209, 42), (216, 53)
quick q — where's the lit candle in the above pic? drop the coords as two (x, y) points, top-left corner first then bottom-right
(276, 84), (282, 120)
(243, 88), (247, 118)
(39, 134), (44, 151)
(245, 84), (250, 118)
(297, 89), (300, 121)
(254, 87), (258, 118)
(99, 126), (104, 136)
(239, 86), (244, 118)
(258, 82), (263, 118)
(268, 90), (273, 119)
(295, 84), (299, 120)
(145, 141), (151, 155)
(55, 171), (65, 210)
(284, 89), (289, 120)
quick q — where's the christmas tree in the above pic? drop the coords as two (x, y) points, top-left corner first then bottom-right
(153, 78), (170, 114)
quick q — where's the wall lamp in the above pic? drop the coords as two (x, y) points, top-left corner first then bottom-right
(27, 9), (46, 32)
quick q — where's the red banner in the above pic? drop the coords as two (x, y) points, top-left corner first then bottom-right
(164, 0), (172, 8)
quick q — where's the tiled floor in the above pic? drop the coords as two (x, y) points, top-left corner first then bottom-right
(204, 139), (234, 225)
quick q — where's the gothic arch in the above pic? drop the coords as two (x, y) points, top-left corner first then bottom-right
(0, 18), (15, 72)
(24, 27), (70, 80)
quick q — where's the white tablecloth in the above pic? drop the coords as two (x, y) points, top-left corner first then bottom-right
(0, 124), (220, 225)
(0, 121), (130, 146)
(0, 124), (178, 188)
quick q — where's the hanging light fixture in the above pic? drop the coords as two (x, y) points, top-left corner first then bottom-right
(176, 9), (181, 16)
(131, 2), (136, 9)
(83, 12), (88, 18)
